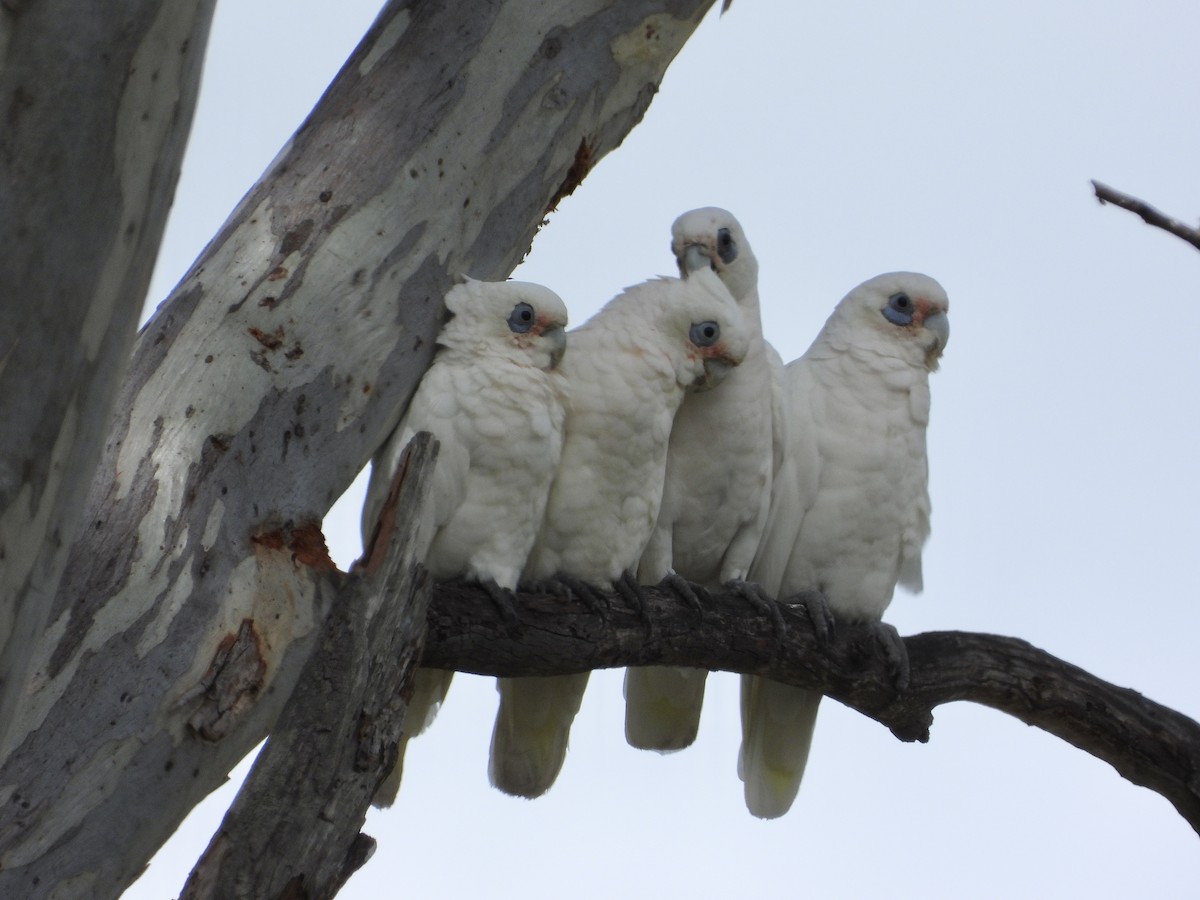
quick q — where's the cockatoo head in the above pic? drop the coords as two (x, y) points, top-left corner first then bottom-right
(839, 272), (950, 372)
(663, 265), (751, 392)
(670, 207), (759, 306)
(442, 277), (569, 371)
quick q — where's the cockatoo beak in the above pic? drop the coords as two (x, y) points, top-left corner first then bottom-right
(693, 354), (739, 391)
(680, 243), (713, 277)
(922, 310), (949, 370)
(924, 311), (949, 349)
(542, 324), (567, 370)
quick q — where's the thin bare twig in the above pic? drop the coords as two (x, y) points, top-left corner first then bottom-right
(1092, 180), (1200, 252)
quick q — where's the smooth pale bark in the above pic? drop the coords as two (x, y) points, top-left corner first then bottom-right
(0, 0), (216, 750)
(0, 1), (714, 897)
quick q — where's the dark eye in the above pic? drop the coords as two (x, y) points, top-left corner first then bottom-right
(508, 302), (536, 334)
(716, 227), (737, 265)
(882, 292), (914, 326)
(689, 321), (720, 347)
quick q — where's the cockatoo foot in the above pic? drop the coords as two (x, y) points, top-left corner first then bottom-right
(614, 571), (652, 627)
(725, 578), (786, 639)
(480, 578), (522, 634)
(871, 621), (910, 692)
(660, 571), (708, 618)
(787, 589), (835, 645)
(545, 573), (610, 620)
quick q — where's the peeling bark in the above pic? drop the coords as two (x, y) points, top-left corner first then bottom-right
(180, 434), (438, 900)
(421, 581), (1200, 838)
(0, 2), (715, 897)
(0, 0), (216, 750)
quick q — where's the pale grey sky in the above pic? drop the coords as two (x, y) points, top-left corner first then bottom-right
(129, 2), (1200, 897)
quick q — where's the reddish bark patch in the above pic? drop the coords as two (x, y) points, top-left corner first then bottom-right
(545, 137), (594, 214)
(266, 265), (289, 282)
(250, 529), (287, 552)
(248, 326), (285, 350)
(289, 520), (336, 572)
(251, 521), (335, 572)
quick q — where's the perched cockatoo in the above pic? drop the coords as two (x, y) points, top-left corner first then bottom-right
(742, 271), (950, 819)
(488, 266), (751, 799)
(624, 208), (786, 752)
(361, 277), (569, 807)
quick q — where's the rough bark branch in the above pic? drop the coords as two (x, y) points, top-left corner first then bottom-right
(0, 2), (716, 896)
(1092, 179), (1200, 252)
(180, 433), (438, 900)
(420, 581), (1200, 838)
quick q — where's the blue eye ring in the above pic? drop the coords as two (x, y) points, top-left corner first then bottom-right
(689, 321), (720, 348)
(882, 292), (914, 326)
(508, 302), (536, 334)
(716, 227), (737, 265)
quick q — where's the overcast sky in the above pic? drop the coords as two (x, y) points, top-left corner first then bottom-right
(127, 2), (1200, 897)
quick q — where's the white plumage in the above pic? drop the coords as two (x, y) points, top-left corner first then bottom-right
(742, 271), (950, 819)
(361, 277), (569, 807)
(488, 266), (750, 798)
(624, 208), (785, 752)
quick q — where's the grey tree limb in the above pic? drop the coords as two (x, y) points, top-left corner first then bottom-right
(0, 0), (217, 748)
(1092, 179), (1200, 252)
(0, 1), (715, 897)
(180, 433), (438, 900)
(421, 581), (1200, 838)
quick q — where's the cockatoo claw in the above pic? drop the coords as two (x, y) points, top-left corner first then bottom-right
(660, 571), (707, 618)
(614, 571), (653, 629)
(480, 578), (522, 635)
(872, 621), (911, 692)
(547, 574), (610, 621)
(726, 578), (787, 641)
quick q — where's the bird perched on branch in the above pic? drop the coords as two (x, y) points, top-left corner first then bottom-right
(624, 208), (785, 753)
(362, 277), (569, 807)
(489, 266), (750, 799)
(742, 271), (950, 819)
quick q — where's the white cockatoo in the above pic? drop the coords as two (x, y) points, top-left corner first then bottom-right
(488, 266), (751, 799)
(623, 208), (786, 752)
(361, 277), (569, 807)
(742, 271), (950, 819)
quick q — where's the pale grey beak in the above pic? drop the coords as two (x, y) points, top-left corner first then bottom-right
(923, 311), (949, 370)
(680, 243), (712, 277)
(692, 356), (736, 391)
(924, 311), (950, 351)
(543, 325), (567, 370)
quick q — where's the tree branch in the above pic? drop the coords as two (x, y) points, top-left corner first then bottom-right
(420, 581), (1200, 837)
(1092, 180), (1200, 252)
(180, 434), (438, 900)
